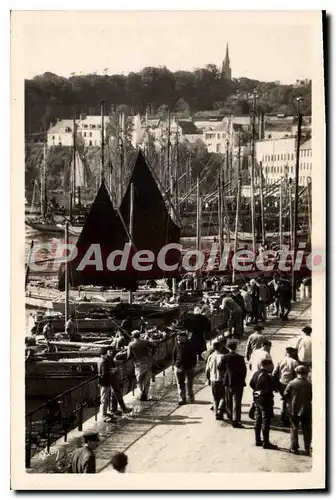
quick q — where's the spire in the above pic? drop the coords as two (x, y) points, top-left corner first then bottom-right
(221, 43), (232, 80)
(224, 43), (230, 68)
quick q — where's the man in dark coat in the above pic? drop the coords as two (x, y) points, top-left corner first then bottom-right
(222, 341), (247, 427)
(278, 278), (292, 320)
(250, 358), (278, 449)
(283, 365), (312, 455)
(250, 279), (260, 324)
(172, 332), (197, 405)
(183, 308), (212, 360)
(69, 431), (99, 473)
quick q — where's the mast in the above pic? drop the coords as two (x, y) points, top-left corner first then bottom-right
(64, 221), (69, 331)
(289, 180), (293, 252)
(72, 116), (76, 207)
(196, 173), (202, 290)
(279, 179), (283, 248)
(101, 102), (105, 182)
(292, 97), (303, 301)
(223, 147), (230, 243)
(129, 183), (135, 304)
(232, 179), (241, 284)
(40, 144), (47, 219)
(25, 240), (34, 290)
(250, 90), (257, 254)
(307, 178), (312, 246)
(218, 169), (223, 258)
(259, 162), (266, 246)
(175, 128), (179, 218)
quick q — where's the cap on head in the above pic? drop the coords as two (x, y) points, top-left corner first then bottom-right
(261, 358), (273, 368)
(100, 347), (108, 355)
(131, 330), (141, 338)
(227, 340), (238, 350)
(254, 325), (264, 332)
(302, 326), (312, 335)
(83, 430), (100, 443)
(295, 364), (309, 375)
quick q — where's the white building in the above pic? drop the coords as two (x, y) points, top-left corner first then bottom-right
(256, 136), (312, 187)
(47, 115), (110, 148)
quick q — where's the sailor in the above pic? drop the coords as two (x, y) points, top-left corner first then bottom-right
(69, 431), (99, 473)
(65, 315), (75, 341)
(172, 331), (197, 405)
(245, 325), (266, 362)
(185, 307), (211, 360)
(295, 326), (312, 371)
(283, 365), (312, 455)
(127, 330), (154, 401)
(106, 347), (132, 416)
(220, 290), (243, 339)
(42, 321), (54, 341)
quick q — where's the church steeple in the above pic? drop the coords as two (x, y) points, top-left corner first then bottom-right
(221, 43), (232, 80)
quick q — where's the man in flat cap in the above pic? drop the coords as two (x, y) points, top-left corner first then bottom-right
(283, 365), (312, 455)
(127, 330), (154, 401)
(273, 346), (299, 424)
(69, 431), (99, 473)
(172, 331), (197, 405)
(245, 325), (266, 363)
(296, 326), (312, 371)
(221, 340), (247, 428)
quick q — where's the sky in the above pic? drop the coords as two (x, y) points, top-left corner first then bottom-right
(15, 11), (318, 84)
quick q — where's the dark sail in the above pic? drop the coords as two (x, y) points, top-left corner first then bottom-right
(58, 180), (136, 290)
(119, 149), (181, 279)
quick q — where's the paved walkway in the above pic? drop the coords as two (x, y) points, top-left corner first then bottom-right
(28, 299), (312, 474)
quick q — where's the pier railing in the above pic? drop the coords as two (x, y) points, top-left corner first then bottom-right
(25, 375), (100, 468)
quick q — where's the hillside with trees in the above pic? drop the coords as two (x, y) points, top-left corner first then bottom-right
(25, 66), (312, 136)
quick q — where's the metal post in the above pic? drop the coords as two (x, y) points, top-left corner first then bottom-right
(65, 221), (69, 330)
(129, 183), (134, 304)
(289, 181), (293, 251)
(307, 178), (312, 245)
(232, 179), (241, 284)
(292, 98), (303, 301)
(223, 150), (230, 243)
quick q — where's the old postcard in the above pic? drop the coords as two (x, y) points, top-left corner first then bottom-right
(11, 9), (325, 490)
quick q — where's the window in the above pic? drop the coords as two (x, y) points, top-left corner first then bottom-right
(281, 154), (283, 160)
(291, 153), (294, 160)
(94, 140), (97, 146)
(52, 136), (55, 140)
(268, 155), (271, 161)
(65, 127), (71, 133)
(83, 124), (88, 129)
(97, 124), (101, 129)
(277, 154), (280, 161)
(216, 144), (221, 153)
(58, 142), (62, 146)
(89, 140), (92, 146)
(291, 166), (293, 173)
(280, 166), (283, 173)
(84, 132), (86, 137)
(89, 132), (92, 137)
(222, 133), (225, 139)
(217, 133), (220, 140)
(90, 124), (96, 129)
(277, 166), (279, 173)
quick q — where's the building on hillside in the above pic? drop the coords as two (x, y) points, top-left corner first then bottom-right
(47, 120), (75, 147)
(203, 117), (242, 154)
(256, 136), (312, 187)
(221, 43), (232, 80)
(47, 115), (110, 148)
(77, 115), (110, 147)
(193, 116), (225, 131)
(232, 115), (251, 130)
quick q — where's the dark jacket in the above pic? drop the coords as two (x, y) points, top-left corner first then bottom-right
(221, 351), (247, 387)
(98, 355), (115, 386)
(70, 446), (96, 473)
(233, 294), (245, 314)
(250, 369), (276, 408)
(251, 284), (260, 305)
(172, 340), (197, 370)
(283, 377), (312, 416)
